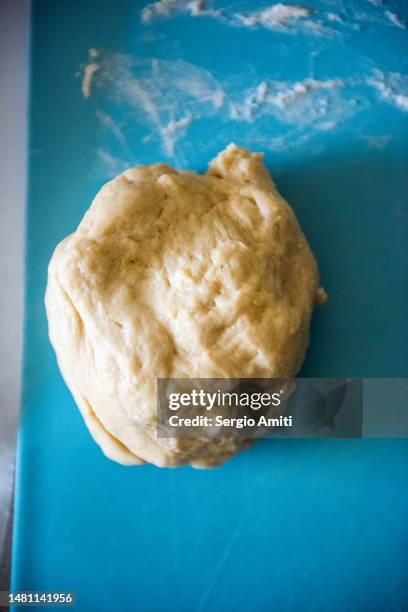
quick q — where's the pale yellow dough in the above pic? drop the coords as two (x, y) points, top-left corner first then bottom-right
(45, 144), (323, 467)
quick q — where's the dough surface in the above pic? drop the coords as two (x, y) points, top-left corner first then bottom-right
(45, 144), (323, 467)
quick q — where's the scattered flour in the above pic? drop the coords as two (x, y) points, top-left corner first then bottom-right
(229, 82), (269, 121)
(234, 4), (313, 29)
(97, 148), (130, 177)
(384, 10), (405, 29)
(319, 121), (338, 130)
(361, 134), (392, 150)
(81, 49), (101, 98)
(139, 0), (408, 37)
(142, 0), (179, 22)
(141, 0), (222, 22)
(326, 12), (343, 24)
(185, 0), (223, 18)
(81, 48), (408, 162)
(82, 51), (225, 157)
(265, 78), (342, 109)
(95, 110), (133, 157)
(367, 70), (408, 112)
(141, 1), (334, 35)
(81, 62), (100, 98)
(161, 114), (193, 156)
(229, 78), (351, 127)
(394, 94), (408, 111)
(352, 4), (406, 30)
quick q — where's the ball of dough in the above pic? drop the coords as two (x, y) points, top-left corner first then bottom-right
(45, 144), (323, 467)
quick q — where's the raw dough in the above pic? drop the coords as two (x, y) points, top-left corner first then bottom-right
(45, 144), (324, 467)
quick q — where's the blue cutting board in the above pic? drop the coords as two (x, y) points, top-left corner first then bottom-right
(13, 1), (408, 610)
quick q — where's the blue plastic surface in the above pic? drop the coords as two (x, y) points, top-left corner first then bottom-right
(12, 1), (408, 610)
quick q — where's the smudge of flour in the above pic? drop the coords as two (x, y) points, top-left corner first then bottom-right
(142, 0), (222, 23)
(229, 82), (269, 121)
(95, 110), (134, 157)
(187, 0), (223, 18)
(234, 4), (339, 36)
(384, 10), (405, 29)
(83, 50), (224, 158)
(234, 4), (313, 29)
(326, 12), (343, 24)
(140, 0), (408, 37)
(367, 70), (408, 112)
(81, 49), (408, 164)
(97, 148), (130, 177)
(361, 134), (392, 150)
(82, 64), (100, 98)
(81, 49), (101, 98)
(229, 78), (356, 128)
(142, 0), (179, 21)
(161, 114), (193, 156)
(141, 0), (335, 36)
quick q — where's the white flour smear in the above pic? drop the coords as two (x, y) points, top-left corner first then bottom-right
(384, 10), (405, 29)
(81, 50), (408, 162)
(141, 1), (335, 35)
(142, 0), (222, 23)
(235, 4), (313, 29)
(229, 78), (357, 128)
(361, 134), (392, 150)
(83, 51), (225, 158)
(367, 70), (408, 112)
(234, 4), (337, 36)
(81, 63), (100, 98)
(95, 110), (134, 157)
(140, 0), (408, 36)
(161, 114), (193, 156)
(326, 12), (343, 24)
(97, 148), (130, 177)
(81, 49), (101, 98)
